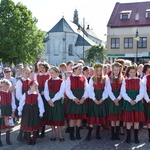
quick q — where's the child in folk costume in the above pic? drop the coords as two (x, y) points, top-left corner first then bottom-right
(85, 63), (108, 141)
(121, 65), (145, 144)
(18, 80), (44, 145)
(44, 66), (65, 142)
(65, 63), (88, 141)
(16, 66), (31, 142)
(0, 79), (16, 146)
(142, 63), (150, 142)
(106, 62), (124, 140)
(35, 61), (50, 138)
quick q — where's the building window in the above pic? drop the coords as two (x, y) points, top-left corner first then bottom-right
(120, 10), (132, 19)
(122, 14), (128, 19)
(124, 38), (133, 48)
(111, 38), (120, 49)
(68, 44), (73, 56)
(146, 9), (150, 18)
(148, 13), (150, 18)
(138, 37), (147, 48)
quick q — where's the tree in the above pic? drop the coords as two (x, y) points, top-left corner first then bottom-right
(0, 0), (45, 65)
(85, 44), (107, 65)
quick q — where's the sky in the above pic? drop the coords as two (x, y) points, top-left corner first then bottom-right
(12, 0), (147, 41)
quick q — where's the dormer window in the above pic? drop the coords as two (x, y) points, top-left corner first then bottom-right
(120, 10), (132, 19)
(146, 9), (150, 18)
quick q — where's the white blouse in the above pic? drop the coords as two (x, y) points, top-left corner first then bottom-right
(65, 74), (89, 100)
(0, 90), (16, 112)
(18, 91), (45, 116)
(16, 77), (30, 101)
(121, 78), (145, 103)
(88, 77), (108, 101)
(34, 72), (50, 81)
(44, 77), (65, 102)
(106, 77), (122, 101)
(142, 75), (150, 102)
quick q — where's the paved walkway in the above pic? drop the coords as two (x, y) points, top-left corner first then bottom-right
(1, 123), (150, 150)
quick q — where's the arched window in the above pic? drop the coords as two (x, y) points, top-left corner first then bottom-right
(68, 44), (73, 56)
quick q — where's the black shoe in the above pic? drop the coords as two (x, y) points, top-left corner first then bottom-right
(0, 141), (3, 147)
(96, 134), (101, 140)
(115, 126), (120, 140)
(111, 126), (115, 140)
(135, 139), (140, 144)
(125, 129), (131, 143)
(70, 127), (75, 141)
(134, 129), (140, 144)
(96, 126), (101, 140)
(85, 127), (93, 141)
(6, 140), (12, 145)
(70, 136), (75, 141)
(50, 137), (56, 142)
(59, 138), (65, 142)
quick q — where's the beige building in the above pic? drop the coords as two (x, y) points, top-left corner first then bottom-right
(107, 1), (150, 64)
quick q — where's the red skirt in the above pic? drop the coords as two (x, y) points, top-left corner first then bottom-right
(45, 121), (65, 126)
(88, 116), (101, 125)
(100, 116), (108, 125)
(123, 110), (145, 122)
(88, 116), (108, 125)
(21, 124), (41, 132)
(66, 114), (87, 120)
(108, 114), (122, 121)
(145, 119), (150, 124)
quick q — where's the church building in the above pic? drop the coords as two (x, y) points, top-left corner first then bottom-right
(42, 9), (102, 65)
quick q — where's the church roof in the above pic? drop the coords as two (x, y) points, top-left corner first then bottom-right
(48, 17), (74, 33)
(75, 35), (91, 46)
(47, 17), (97, 46)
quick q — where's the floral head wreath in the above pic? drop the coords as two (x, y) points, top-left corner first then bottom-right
(112, 62), (122, 68)
(37, 61), (50, 69)
(127, 65), (137, 71)
(93, 63), (103, 69)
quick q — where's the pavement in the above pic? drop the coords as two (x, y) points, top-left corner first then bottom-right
(1, 122), (150, 150)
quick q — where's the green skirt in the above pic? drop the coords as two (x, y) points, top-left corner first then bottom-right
(122, 90), (144, 112)
(66, 88), (88, 115)
(45, 92), (65, 126)
(21, 103), (42, 131)
(108, 90), (123, 114)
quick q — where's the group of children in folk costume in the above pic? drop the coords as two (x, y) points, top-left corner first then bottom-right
(1, 60), (150, 146)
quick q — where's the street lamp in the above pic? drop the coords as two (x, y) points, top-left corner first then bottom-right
(135, 29), (140, 64)
(77, 18), (90, 60)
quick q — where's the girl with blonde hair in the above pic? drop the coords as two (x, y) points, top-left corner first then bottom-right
(85, 63), (108, 141)
(107, 62), (124, 140)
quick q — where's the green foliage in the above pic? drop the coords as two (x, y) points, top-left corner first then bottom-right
(85, 44), (107, 65)
(0, 0), (45, 65)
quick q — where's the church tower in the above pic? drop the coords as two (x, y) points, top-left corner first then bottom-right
(73, 9), (79, 25)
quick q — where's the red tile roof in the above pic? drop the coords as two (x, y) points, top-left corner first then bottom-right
(107, 1), (150, 28)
